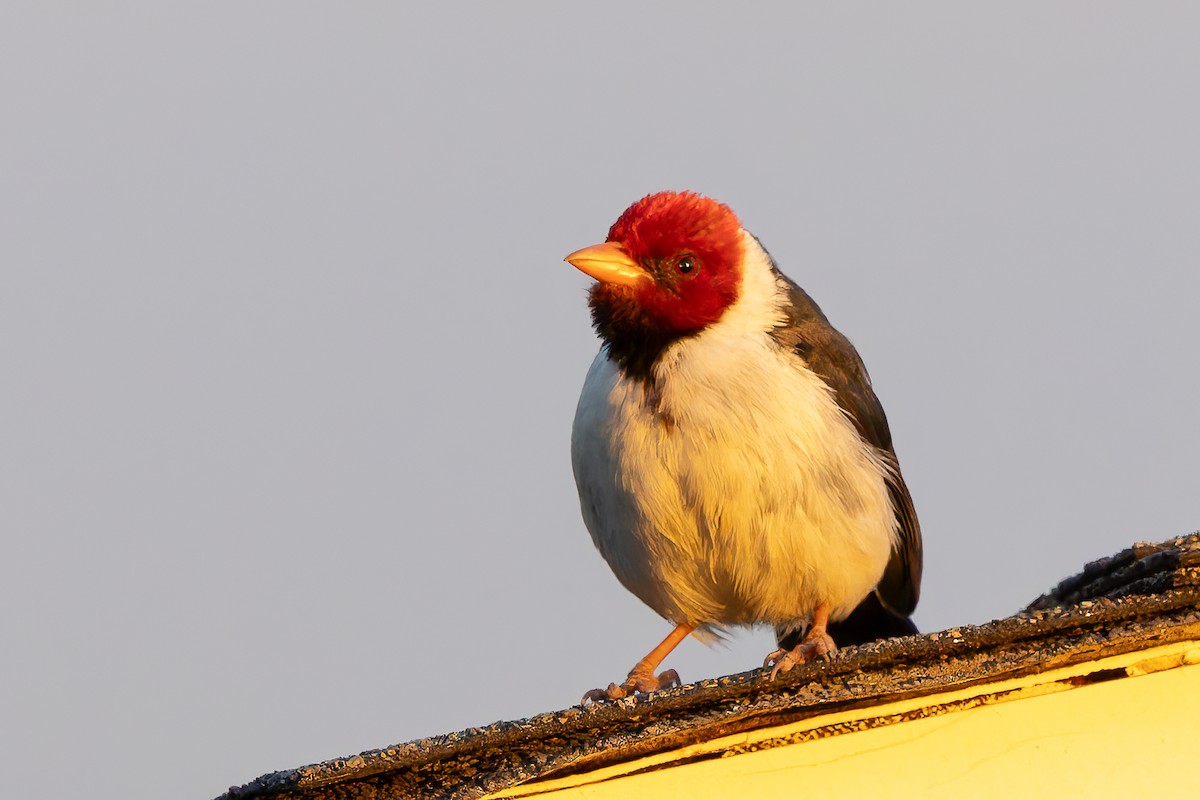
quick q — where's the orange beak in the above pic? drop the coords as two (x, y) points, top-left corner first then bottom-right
(564, 242), (652, 288)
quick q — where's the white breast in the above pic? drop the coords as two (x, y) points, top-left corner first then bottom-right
(570, 233), (897, 635)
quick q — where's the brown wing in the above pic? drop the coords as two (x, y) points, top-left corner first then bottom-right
(768, 265), (923, 624)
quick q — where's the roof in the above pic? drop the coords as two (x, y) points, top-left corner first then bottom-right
(219, 532), (1200, 800)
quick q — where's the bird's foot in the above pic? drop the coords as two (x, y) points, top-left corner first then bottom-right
(763, 630), (837, 679)
(581, 667), (681, 704)
(579, 624), (694, 704)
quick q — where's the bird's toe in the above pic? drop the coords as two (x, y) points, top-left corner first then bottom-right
(763, 648), (788, 669)
(580, 684), (626, 704)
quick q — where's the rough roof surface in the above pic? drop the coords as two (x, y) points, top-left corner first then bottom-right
(219, 532), (1200, 800)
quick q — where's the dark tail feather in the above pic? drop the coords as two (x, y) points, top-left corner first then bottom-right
(777, 592), (918, 651)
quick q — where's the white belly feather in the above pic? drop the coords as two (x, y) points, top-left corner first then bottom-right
(570, 237), (897, 634)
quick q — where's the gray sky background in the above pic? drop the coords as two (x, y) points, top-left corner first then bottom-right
(3, 4), (1198, 798)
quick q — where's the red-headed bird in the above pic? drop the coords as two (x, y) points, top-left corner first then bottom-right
(566, 191), (922, 702)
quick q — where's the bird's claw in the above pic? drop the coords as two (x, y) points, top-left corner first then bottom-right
(581, 668), (681, 704)
(763, 648), (789, 670)
(763, 632), (836, 679)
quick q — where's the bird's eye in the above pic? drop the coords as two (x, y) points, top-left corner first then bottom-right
(676, 256), (697, 275)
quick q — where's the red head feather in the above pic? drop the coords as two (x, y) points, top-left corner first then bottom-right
(597, 191), (745, 334)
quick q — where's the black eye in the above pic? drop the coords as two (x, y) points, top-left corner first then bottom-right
(676, 256), (696, 275)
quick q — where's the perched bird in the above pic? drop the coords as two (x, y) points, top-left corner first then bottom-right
(566, 191), (922, 702)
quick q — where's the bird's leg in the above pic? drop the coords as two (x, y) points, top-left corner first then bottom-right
(763, 603), (836, 679)
(581, 623), (695, 703)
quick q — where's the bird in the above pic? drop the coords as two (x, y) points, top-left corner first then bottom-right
(565, 191), (922, 703)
